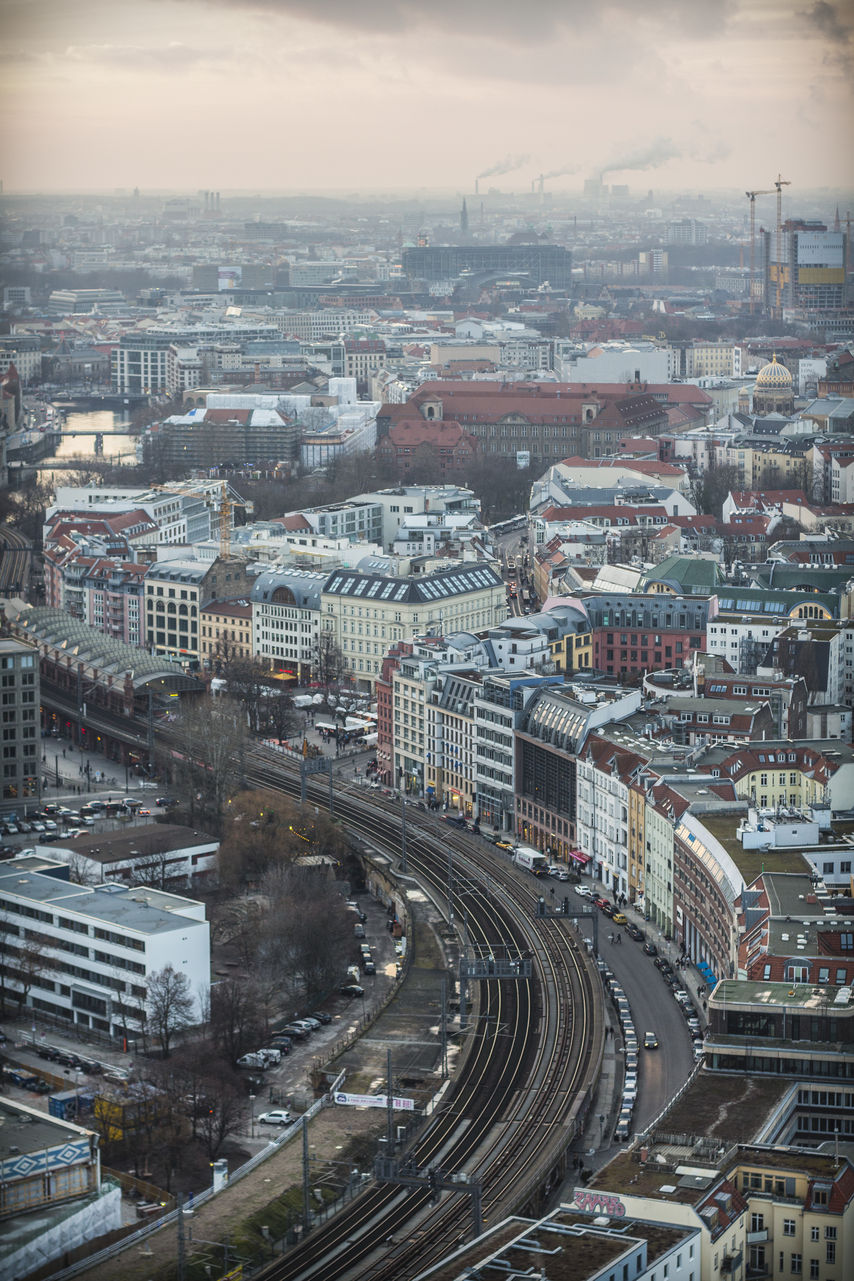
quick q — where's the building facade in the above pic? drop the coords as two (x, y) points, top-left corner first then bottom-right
(0, 639), (39, 811)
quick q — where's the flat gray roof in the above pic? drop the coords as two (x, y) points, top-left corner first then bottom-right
(0, 1097), (91, 1162)
(0, 867), (206, 936)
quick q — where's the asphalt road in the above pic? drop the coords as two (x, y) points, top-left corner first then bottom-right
(574, 917), (695, 1132)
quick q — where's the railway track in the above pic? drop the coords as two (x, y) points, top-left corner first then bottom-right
(0, 524), (32, 596)
(243, 750), (602, 1281)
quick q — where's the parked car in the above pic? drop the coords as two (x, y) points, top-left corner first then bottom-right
(340, 983), (365, 998)
(278, 1024), (309, 1040)
(155, 797), (177, 808)
(574, 884), (592, 898)
(593, 896), (611, 912)
(258, 1110), (292, 1126)
(310, 1011), (332, 1025)
(298, 1017), (321, 1031)
(626, 924), (644, 942)
(642, 941), (658, 957)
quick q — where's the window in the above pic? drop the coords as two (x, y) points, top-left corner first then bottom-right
(825, 1243), (836, 1265)
(809, 1260), (819, 1279)
(751, 1213), (765, 1232)
(810, 1227), (820, 1242)
(791, 1254), (802, 1274)
(783, 1220), (796, 1236)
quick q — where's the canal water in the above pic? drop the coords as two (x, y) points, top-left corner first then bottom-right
(50, 409), (139, 468)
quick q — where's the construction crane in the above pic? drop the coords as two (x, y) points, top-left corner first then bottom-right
(774, 172), (791, 317)
(219, 479), (231, 559)
(746, 189), (773, 313)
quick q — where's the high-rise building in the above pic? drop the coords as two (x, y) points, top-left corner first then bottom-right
(763, 220), (847, 315)
(0, 638), (40, 810)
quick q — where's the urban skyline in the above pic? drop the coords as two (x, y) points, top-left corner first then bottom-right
(2, 0), (853, 193)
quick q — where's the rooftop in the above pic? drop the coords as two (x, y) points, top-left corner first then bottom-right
(419, 1208), (691, 1281)
(48, 823), (217, 865)
(697, 812), (811, 882)
(0, 1096), (92, 1164)
(710, 979), (854, 1011)
(0, 865), (207, 936)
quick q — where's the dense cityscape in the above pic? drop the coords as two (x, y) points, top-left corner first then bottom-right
(2, 2), (854, 1281)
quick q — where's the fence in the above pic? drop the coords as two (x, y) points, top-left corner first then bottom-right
(44, 1070), (346, 1281)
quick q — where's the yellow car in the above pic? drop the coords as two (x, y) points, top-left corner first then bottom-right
(612, 912), (627, 925)
(495, 840), (515, 851)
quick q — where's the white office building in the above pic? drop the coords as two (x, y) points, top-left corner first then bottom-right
(0, 857), (210, 1038)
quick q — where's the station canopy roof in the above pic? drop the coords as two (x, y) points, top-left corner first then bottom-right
(11, 606), (204, 692)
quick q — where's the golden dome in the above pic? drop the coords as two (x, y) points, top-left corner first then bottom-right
(755, 354), (793, 389)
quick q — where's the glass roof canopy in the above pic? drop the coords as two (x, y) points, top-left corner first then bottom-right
(14, 607), (204, 693)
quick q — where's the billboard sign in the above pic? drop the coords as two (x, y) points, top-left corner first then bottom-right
(335, 1092), (414, 1111)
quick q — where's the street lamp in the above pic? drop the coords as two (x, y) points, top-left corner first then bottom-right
(248, 1093), (256, 1138)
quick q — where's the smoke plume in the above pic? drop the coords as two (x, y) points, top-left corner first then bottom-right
(600, 137), (681, 178)
(477, 154), (531, 180)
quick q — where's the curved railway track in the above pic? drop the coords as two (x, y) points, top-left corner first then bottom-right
(0, 524), (32, 596)
(243, 750), (602, 1281)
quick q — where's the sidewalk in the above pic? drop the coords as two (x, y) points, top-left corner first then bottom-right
(587, 877), (710, 1025)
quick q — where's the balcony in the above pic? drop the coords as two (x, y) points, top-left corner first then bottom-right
(721, 1251), (743, 1275)
(747, 1229), (769, 1243)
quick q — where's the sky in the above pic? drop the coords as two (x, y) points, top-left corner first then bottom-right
(2, 0), (853, 195)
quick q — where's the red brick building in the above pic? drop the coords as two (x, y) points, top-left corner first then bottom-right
(377, 418), (479, 478)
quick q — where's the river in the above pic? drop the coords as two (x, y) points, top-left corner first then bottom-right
(53, 409), (139, 465)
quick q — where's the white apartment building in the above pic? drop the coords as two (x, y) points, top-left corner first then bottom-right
(251, 567), (325, 680)
(393, 653), (434, 795)
(425, 671), (479, 815)
(356, 486), (482, 550)
(50, 486), (213, 546)
(706, 614), (788, 675)
(273, 310), (374, 342)
(576, 744), (634, 897)
(0, 857), (210, 1038)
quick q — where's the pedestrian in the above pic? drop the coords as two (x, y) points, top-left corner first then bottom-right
(608, 932), (614, 944)
(617, 933), (622, 944)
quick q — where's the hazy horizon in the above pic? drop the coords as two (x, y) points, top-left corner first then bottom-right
(3, 0), (853, 198)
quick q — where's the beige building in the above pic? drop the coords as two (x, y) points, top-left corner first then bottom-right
(199, 598), (252, 670)
(144, 557), (254, 666)
(320, 562), (506, 689)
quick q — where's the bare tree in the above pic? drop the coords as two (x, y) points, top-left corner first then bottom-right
(312, 630), (348, 692)
(264, 691), (300, 744)
(196, 1067), (247, 1158)
(147, 964), (195, 1057)
(256, 864), (352, 1006)
(164, 694), (247, 832)
(218, 656), (275, 732)
(209, 977), (265, 1065)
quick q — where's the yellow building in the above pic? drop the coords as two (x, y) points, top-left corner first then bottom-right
(200, 598), (253, 669)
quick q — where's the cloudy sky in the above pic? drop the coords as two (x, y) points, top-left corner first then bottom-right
(2, 0), (853, 194)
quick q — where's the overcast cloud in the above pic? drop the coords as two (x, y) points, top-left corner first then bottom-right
(1, 0), (851, 192)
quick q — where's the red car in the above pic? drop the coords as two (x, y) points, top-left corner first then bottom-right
(593, 897), (613, 915)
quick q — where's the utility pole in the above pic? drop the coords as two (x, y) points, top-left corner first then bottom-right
(440, 978), (449, 1079)
(176, 1192), (186, 1281)
(400, 792), (407, 873)
(447, 849), (454, 927)
(386, 1047), (394, 1153)
(302, 1116), (311, 1236)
